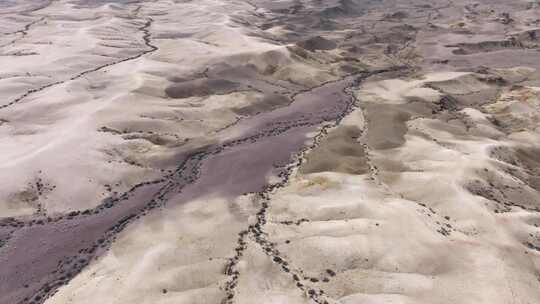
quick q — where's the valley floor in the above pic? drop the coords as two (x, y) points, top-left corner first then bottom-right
(0, 0), (539, 303)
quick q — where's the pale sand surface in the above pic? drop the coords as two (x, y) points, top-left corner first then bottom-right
(0, 0), (539, 304)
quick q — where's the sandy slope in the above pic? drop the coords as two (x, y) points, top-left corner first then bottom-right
(0, 0), (284, 217)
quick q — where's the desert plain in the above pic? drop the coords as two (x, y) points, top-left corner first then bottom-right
(1, 0), (540, 303)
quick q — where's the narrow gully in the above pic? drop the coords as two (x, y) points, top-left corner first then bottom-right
(0, 67), (405, 304)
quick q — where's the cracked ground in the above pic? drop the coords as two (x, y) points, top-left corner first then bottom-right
(1, 0), (540, 304)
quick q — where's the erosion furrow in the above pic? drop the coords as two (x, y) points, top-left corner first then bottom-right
(0, 10), (157, 111)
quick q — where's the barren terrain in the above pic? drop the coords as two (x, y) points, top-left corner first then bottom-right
(1, 0), (540, 304)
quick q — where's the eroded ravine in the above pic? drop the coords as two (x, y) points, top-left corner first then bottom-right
(0, 67), (403, 304)
(4, 0), (540, 303)
(0, 5), (157, 110)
